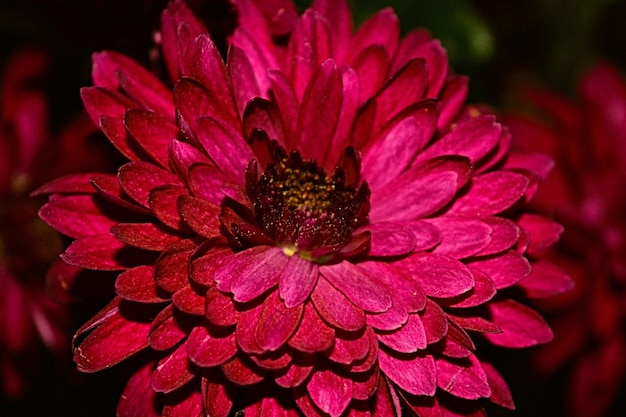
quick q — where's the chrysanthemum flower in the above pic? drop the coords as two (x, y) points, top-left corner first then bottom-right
(505, 62), (626, 417)
(37, 0), (571, 415)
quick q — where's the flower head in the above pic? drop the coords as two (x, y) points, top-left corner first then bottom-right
(505, 62), (626, 417)
(38, 0), (570, 415)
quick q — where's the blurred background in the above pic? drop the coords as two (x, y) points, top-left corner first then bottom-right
(1, 0), (625, 416)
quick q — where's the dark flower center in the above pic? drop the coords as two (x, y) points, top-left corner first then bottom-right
(249, 150), (369, 255)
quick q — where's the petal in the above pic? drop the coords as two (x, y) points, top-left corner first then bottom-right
(320, 261), (392, 313)
(115, 265), (167, 304)
(425, 216), (492, 259)
(118, 161), (183, 208)
(124, 109), (178, 168)
(111, 222), (182, 251)
(61, 234), (138, 271)
(481, 361), (515, 410)
(396, 253), (474, 298)
(468, 250), (531, 289)
(117, 363), (160, 417)
(307, 369), (353, 417)
(376, 313), (427, 353)
(311, 277), (366, 332)
(288, 302), (335, 353)
(39, 195), (117, 239)
(255, 291), (304, 352)
(484, 299), (553, 348)
(151, 342), (195, 393)
(517, 259), (574, 298)
(378, 348), (437, 396)
(518, 213), (564, 255)
(187, 325), (237, 367)
(279, 255), (319, 308)
(215, 246), (288, 303)
(436, 355), (491, 400)
(358, 220), (441, 257)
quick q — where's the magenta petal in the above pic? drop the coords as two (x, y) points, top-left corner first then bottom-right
(187, 325), (237, 367)
(255, 291), (304, 352)
(361, 261), (426, 313)
(518, 213), (564, 255)
(517, 259), (573, 298)
(236, 302), (264, 354)
(74, 306), (151, 372)
(163, 389), (204, 417)
(396, 252), (474, 298)
(148, 306), (187, 351)
(307, 369), (353, 417)
(117, 363), (160, 417)
(311, 277), (366, 332)
(425, 216), (492, 259)
(436, 354), (491, 400)
(297, 59), (342, 163)
(378, 348), (436, 396)
(369, 170), (458, 222)
(222, 356), (266, 386)
(187, 162), (230, 205)
(288, 302), (335, 353)
(216, 246), (288, 303)
(449, 171), (529, 216)
(39, 195), (117, 239)
(351, 45), (389, 104)
(124, 109), (178, 168)
(420, 299), (448, 345)
(31, 172), (100, 196)
(358, 220), (440, 257)
(178, 195), (221, 238)
(115, 265), (166, 304)
(118, 161), (183, 208)
(376, 313), (427, 353)
(328, 328), (371, 365)
(279, 255), (319, 308)
(111, 222), (181, 251)
(320, 261), (391, 313)
(476, 216), (520, 256)
(61, 233), (132, 271)
(484, 299), (553, 348)
(443, 267), (497, 308)
(274, 353), (315, 388)
(468, 250), (531, 289)
(171, 285), (205, 316)
(202, 372), (238, 417)
(481, 361), (515, 410)
(204, 286), (240, 327)
(151, 342), (194, 393)
(195, 116), (253, 184)
(348, 7), (399, 72)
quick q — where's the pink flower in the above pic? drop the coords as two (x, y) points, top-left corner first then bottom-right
(37, 1), (571, 415)
(505, 62), (626, 417)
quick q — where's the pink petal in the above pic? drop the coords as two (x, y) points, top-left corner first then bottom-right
(378, 348), (437, 396)
(348, 8), (399, 66)
(417, 114), (502, 164)
(307, 369), (353, 417)
(481, 361), (515, 410)
(376, 313), (427, 353)
(74, 306), (151, 372)
(215, 246), (288, 303)
(236, 302), (264, 354)
(202, 372), (237, 417)
(255, 291), (304, 352)
(111, 222), (182, 251)
(61, 234), (135, 271)
(358, 220), (441, 257)
(369, 170), (458, 222)
(425, 216), (492, 259)
(361, 261), (427, 313)
(39, 195), (117, 239)
(396, 252), (474, 298)
(328, 328), (371, 365)
(362, 100), (438, 190)
(178, 195), (221, 238)
(436, 354), (491, 400)
(117, 363), (160, 417)
(484, 299), (553, 348)
(151, 342), (194, 393)
(288, 302), (335, 353)
(187, 162), (230, 205)
(118, 161), (182, 208)
(448, 171), (529, 216)
(31, 172), (99, 196)
(468, 250), (531, 289)
(517, 259), (574, 298)
(171, 285), (204, 316)
(441, 267), (497, 308)
(320, 261), (392, 313)
(475, 216), (520, 256)
(124, 109), (178, 168)
(148, 306), (187, 351)
(163, 389), (204, 417)
(297, 59), (342, 163)
(222, 356), (266, 386)
(115, 265), (166, 304)
(204, 286), (240, 327)
(274, 353), (315, 388)
(518, 213), (564, 256)
(311, 277), (366, 332)
(351, 45), (389, 104)
(187, 325), (237, 367)
(279, 255), (319, 308)
(155, 241), (196, 293)
(420, 299), (448, 345)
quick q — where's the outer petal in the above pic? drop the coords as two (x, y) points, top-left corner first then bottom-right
(378, 348), (437, 396)
(484, 299), (553, 348)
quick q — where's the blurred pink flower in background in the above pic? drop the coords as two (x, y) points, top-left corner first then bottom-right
(505, 61), (626, 417)
(0, 47), (117, 400)
(35, 0), (572, 415)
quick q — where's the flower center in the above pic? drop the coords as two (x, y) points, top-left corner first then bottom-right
(250, 150), (368, 253)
